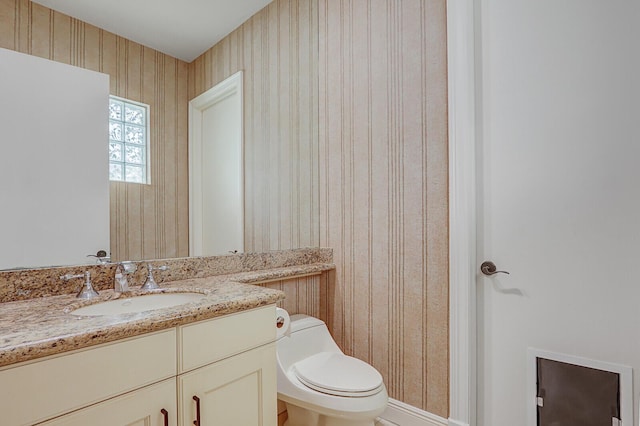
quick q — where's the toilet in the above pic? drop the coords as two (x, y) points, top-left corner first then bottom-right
(276, 312), (388, 426)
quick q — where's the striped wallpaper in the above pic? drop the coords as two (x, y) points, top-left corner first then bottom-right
(0, 0), (190, 262)
(318, 0), (449, 416)
(192, 0), (449, 417)
(2, 0), (450, 418)
(258, 273), (330, 324)
(188, 0), (320, 253)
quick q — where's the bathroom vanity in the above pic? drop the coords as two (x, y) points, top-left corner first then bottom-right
(0, 248), (335, 426)
(1, 306), (275, 426)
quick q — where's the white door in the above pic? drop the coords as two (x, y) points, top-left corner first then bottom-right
(477, 1), (640, 425)
(189, 71), (244, 257)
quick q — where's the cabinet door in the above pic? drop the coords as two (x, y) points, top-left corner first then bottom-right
(178, 343), (276, 426)
(41, 379), (177, 426)
(1, 329), (176, 426)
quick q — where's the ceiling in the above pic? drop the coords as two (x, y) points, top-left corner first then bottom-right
(32, 0), (273, 62)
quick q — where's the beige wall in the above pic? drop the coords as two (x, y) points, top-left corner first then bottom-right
(0, 0), (190, 262)
(258, 273), (330, 323)
(3, 0), (449, 416)
(188, 0), (319, 252)
(191, 0), (450, 417)
(318, 0), (449, 416)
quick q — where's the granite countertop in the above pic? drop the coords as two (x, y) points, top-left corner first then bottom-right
(0, 263), (333, 368)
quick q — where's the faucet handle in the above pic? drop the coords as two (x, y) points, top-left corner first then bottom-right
(148, 264), (169, 273)
(60, 273), (84, 281)
(141, 263), (169, 291)
(61, 271), (99, 299)
(86, 250), (111, 264)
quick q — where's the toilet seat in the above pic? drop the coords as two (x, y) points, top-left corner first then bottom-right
(293, 352), (384, 397)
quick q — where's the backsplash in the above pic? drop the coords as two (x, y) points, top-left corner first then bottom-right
(0, 248), (332, 303)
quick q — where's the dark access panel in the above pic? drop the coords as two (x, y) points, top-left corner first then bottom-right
(537, 357), (620, 426)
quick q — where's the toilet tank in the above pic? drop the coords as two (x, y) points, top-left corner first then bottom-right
(276, 314), (343, 370)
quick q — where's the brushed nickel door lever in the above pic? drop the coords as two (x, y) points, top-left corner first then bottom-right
(480, 261), (510, 276)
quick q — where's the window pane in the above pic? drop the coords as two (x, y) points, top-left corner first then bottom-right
(125, 104), (145, 125)
(109, 96), (149, 184)
(109, 100), (123, 120)
(109, 142), (123, 161)
(109, 121), (123, 141)
(109, 163), (123, 181)
(125, 124), (145, 144)
(125, 165), (144, 183)
(125, 145), (144, 164)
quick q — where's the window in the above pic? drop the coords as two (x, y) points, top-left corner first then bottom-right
(108, 96), (149, 184)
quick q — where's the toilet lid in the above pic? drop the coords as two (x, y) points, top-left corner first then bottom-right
(293, 352), (384, 397)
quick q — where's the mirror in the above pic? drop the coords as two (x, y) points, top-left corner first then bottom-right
(0, 47), (246, 270)
(0, 0), (319, 271)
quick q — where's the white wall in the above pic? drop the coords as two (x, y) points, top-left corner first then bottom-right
(0, 48), (110, 269)
(477, 1), (640, 425)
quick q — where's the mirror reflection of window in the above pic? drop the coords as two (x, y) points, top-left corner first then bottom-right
(109, 96), (150, 184)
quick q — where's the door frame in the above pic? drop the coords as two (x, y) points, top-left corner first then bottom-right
(188, 70), (244, 256)
(447, 1), (477, 426)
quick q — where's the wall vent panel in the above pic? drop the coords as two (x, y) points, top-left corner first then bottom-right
(528, 349), (632, 426)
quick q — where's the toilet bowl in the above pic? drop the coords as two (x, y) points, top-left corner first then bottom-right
(276, 313), (388, 426)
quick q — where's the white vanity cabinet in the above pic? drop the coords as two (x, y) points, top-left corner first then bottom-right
(40, 379), (177, 426)
(1, 329), (177, 426)
(0, 305), (277, 426)
(178, 344), (276, 425)
(177, 307), (277, 426)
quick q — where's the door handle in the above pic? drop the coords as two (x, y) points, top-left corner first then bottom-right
(480, 261), (510, 276)
(161, 408), (169, 426)
(193, 395), (201, 426)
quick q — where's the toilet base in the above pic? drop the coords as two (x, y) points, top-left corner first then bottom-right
(284, 403), (376, 426)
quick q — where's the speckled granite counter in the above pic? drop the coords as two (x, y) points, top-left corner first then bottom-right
(0, 261), (334, 368)
(0, 247), (334, 303)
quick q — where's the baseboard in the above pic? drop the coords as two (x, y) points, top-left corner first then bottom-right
(447, 419), (470, 426)
(379, 398), (448, 426)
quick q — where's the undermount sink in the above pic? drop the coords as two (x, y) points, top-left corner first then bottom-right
(70, 293), (206, 316)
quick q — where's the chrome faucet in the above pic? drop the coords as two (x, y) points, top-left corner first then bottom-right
(141, 263), (168, 290)
(114, 265), (128, 292)
(60, 271), (99, 299)
(114, 261), (136, 292)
